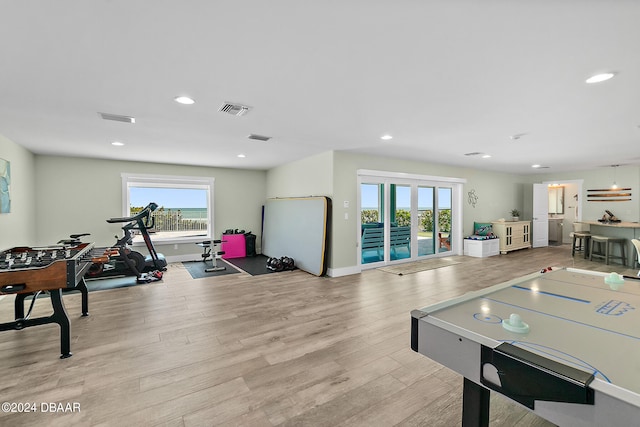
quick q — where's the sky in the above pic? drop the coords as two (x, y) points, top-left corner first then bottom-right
(130, 187), (207, 209)
(361, 184), (451, 209)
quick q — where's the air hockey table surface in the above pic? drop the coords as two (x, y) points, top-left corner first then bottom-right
(411, 267), (640, 426)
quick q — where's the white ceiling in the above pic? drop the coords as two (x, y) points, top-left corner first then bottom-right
(1, 1), (639, 174)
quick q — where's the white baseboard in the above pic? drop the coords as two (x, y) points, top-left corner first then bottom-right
(326, 265), (362, 277)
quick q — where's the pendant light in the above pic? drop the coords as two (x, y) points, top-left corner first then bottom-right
(611, 165), (619, 189)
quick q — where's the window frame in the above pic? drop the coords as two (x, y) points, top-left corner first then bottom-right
(121, 172), (215, 245)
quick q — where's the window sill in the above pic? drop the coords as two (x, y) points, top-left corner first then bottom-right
(132, 235), (210, 247)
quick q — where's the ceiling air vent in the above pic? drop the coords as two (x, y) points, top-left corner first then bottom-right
(464, 152), (482, 156)
(218, 103), (251, 116)
(99, 112), (135, 123)
(248, 134), (271, 142)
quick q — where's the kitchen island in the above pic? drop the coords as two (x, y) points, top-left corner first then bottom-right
(579, 221), (640, 267)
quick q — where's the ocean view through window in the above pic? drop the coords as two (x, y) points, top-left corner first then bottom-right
(122, 173), (214, 243)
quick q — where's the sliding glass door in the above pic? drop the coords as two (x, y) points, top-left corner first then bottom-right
(358, 171), (462, 268)
(360, 181), (414, 265)
(390, 184), (412, 261)
(361, 182), (385, 264)
(417, 186), (453, 256)
(437, 187), (452, 254)
(417, 186), (435, 256)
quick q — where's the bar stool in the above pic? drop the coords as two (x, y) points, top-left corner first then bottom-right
(632, 238), (640, 269)
(571, 232), (591, 258)
(589, 236), (626, 265)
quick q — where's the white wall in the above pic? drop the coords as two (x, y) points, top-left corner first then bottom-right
(34, 155), (267, 259)
(0, 134), (36, 248)
(559, 182), (580, 243)
(266, 151), (333, 198)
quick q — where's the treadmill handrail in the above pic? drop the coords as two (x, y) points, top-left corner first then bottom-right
(106, 202), (158, 224)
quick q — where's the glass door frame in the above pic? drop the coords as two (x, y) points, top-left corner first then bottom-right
(357, 169), (465, 269)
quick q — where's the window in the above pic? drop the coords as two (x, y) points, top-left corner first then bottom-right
(121, 173), (214, 243)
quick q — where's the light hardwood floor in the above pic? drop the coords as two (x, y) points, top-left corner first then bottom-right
(1, 244), (637, 426)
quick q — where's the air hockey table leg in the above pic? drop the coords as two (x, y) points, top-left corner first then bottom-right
(462, 377), (490, 427)
(49, 289), (72, 359)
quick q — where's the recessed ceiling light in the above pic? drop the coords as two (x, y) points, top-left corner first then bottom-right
(237, 154), (246, 158)
(174, 96), (195, 105)
(112, 141), (125, 146)
(531, 164), (541, 168)
(481, 154), (491, 159)
(380, 134), (393, 140)
(586, 72), (616, 84)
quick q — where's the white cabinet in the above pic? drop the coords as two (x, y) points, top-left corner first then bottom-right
(464, 239), (500, 258)
(491, 221), (531, 254)
(548, 218), (563, 243)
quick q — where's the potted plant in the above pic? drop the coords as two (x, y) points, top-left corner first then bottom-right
(511, 209), (520, 221)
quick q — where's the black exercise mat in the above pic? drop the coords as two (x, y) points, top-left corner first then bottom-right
(182, 259), (241, 279)
(224, 255), (275, 276)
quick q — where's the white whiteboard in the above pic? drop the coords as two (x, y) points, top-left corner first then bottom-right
(262, 197), (330, 276)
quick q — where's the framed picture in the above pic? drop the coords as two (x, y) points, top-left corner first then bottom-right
(0, 158), (10, 213)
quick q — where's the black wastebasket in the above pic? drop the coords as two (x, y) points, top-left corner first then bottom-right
(245, 233), (257, 257)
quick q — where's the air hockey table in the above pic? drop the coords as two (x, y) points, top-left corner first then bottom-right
(411, 267), (640, 426)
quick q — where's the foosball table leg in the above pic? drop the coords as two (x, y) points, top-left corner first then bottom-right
(49, 289), (72, 359)
(14, 293), (27, 320)
(77, 278), (89, 316)
(61, 278), (90, 316)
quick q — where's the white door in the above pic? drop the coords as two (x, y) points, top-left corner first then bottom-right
(532, 183), (549, 248)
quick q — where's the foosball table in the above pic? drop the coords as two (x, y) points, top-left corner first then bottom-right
(0, 242), (95, 358)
